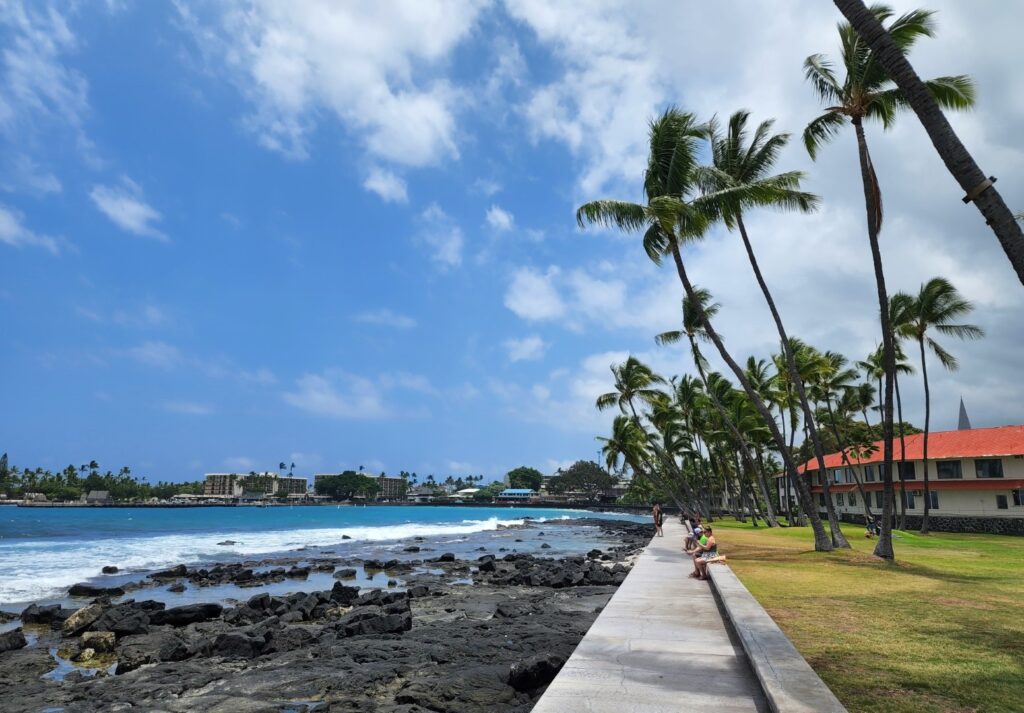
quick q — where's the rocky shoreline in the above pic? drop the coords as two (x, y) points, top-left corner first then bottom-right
(0, 518), (651, 712)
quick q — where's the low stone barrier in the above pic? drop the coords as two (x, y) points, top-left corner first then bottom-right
(707, 562), (848, 713)
(836, 512), (1024, 535)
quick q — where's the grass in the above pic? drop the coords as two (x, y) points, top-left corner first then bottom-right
(711, 518), (1024, 713)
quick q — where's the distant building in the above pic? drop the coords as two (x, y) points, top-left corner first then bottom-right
(496, 488), (537, 503)
(84, 490), (111, 504)
(377, 475), (406, 500)
(276, 476), (308, 495)
(407, 486), (439, 503)
(203, 472), (290, 498)
(780, 424), (1024, 525)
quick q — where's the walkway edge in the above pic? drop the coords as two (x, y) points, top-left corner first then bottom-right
(707, 563), (848, 713)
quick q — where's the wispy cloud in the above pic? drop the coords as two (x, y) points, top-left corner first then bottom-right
(163, 400), (214, 415)
(125, 340), (181, 369)
(0, 204), (61, 254)
(486, 204), (514, 231)
(363, 166), (408, 203)
(416, 203), (463, 268)
(503, 335), (547, 362)
(353, 308), (417, 329)
(89, 177), (167, 241)
(283, 372), (389, 420)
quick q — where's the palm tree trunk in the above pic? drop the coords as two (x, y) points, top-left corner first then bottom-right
(736, 214), (836, 533)
(895, 372), (909, 530)
(833, 0), (1024, 285)
(918, 337), (932, 534)
(671, 244), (833, 547)
(851, 117), (897, 560)
(753, 449), (780, 527)
(823, 398), (875, 522)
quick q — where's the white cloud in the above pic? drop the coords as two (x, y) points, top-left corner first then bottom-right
(416, 203), (463, 268)
(283, 371), (389, 419)
(0, 204), (60, 254)
(470, 178), (501, 196)
(446, 460), (478, 474)
(77, 303), (166, 327)
(504, 335), (547, 362)
(353, 308), (417, 329)
(163, 400), (214, 415)
(486, 204), (514, 231)
(89, 177), (167, 241)
(224, 456), (257, 471)
(176, 1), (486, 166)
(504, 266), (566, 320)
(125, 341), (181, 369)
(363, 166), (408, 203)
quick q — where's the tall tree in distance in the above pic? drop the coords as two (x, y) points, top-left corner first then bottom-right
(893, 278), (983, 534)
(832, 0), (1024, 284)
(804, 4), (975, 559)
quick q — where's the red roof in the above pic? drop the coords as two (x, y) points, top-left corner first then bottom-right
(796, 424), (1024, 474)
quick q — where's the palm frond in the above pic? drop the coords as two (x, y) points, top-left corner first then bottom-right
(803, 54), (842, 105)
(926, 337), (958, 371)
(655, 330), (684, 346)
(576, 200), (647, 232)
(803, 111), (846, 159)
(924, 75), (976, 110)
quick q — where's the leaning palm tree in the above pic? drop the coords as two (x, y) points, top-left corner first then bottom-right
(893, 278), (983, 534)
(831, 0), (1024, 284)
(579, 108), (831, 549)
(804, 4), (974, 559)
(596, 356), (667, 420)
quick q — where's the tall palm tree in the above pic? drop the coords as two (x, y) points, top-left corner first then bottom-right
(893, 278), (983, 534)
(831, 0), (1024, 284)
(804, 5), (974, 559)
(704, 110), (846, 531)
(579, 108), (830, 549)
(596, 356), (667, 421)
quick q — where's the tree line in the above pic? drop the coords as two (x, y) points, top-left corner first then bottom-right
(0, 455), (203, 502)
(579, 4), (985, 561)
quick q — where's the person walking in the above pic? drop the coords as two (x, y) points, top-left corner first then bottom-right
(652, 503), (664, 537)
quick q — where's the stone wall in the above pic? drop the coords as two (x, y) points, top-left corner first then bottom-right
(838, 512), (1024, 535)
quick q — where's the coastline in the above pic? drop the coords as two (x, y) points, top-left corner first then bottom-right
(0, 517), (651, 712)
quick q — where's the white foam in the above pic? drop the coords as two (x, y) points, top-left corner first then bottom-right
(0, 517), (524, 605)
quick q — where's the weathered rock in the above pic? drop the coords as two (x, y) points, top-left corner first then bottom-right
(330, 582), (360, 605)
(403, 546), (421, 553)
(115, 630), (191, 674)
(150, 603), (223, 627)
(333, 568), (357, 579)
(0, 628), (27, 653)
(148, 564), (187, 580)
(91, 604), (151, 637)
(63, 602), (107, 636)
(167, 582), (186, 593)
(20, 603), (66, 626)
(436, 553), (456, 562)
(508, 652), (566, 691)
(81, 631), (116, 653)
(101, 565), (119, 574)
(285, 566), (310, 579)
(210, 632), (263, 659)
(68, 583), (125, 598)
(407, 585), (430, 598)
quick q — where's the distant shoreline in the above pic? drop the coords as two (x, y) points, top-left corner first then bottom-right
(6, 501), (657, 514)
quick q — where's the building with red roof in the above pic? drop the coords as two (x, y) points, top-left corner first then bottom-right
(776, 424), (1024, 523)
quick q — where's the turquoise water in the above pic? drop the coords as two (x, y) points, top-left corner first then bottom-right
(0, 505), (640, 605)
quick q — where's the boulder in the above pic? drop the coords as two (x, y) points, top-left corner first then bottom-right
(262, 625), (316, 654)
(167, 583), (186, 593)
(80, 631), (116, 654)
(540, 543), (552, 549)
(330, 582), (360, 605)
(149, 603), (223, 627)
(91, 605), (151, 637)
(363, 559), (385, 571)
(403, 546), (420, 553)
(0, 628), (27, 653)
(210, 632), (263, 659)
(285, 566), (310, 579)
(247, 593), (271, 611)
(101, 566), (119, 574)
(148, 564), (187, 580)
(436, 553), (456, 563)
(333, 568), (357, 579)
(115, 630), (190, 674)
(68, 583), (124, 598)
(508, 652), (566, 691)
(407, 585), (429, 598)
(20, 603), (66, 626)
(337, 606), (412, 637)
(63, 602), (107, 636)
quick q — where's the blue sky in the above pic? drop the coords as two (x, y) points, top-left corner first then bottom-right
(3, 1), (1023, 483)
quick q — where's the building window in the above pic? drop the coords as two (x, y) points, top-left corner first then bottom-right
(898, 462), (917, 480)
(836, 493), (845, 506)
(818, 494), (826, 507)
(975, 459), (1004, 479)
(926, 491), (939, 509)
(996, 494), (1009, 510)
(936, 460), (962, 479)
(849, 492), (857, 506)
(864, 465), (876, 482)
(875, 491), (884, 509)
(1014, 489), (1024, 507)
(901, 491), (916, 510)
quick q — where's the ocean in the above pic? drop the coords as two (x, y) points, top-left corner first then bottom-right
(0, 505), (644, 607)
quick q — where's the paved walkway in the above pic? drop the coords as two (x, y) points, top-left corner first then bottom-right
(532, 519), (768, 713)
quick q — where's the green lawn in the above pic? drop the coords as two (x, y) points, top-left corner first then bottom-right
(711, 519), (1024, 713)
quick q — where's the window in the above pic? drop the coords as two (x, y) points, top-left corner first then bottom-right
(849, 492), (857, 506)
(864, 465), (876, 483)
(831, 469), (843, 483)
(875, 491), (884, 509)
(901, 491), (916, 510)
(898, 462), (917, 480)
(818, 494), (826, 507)
(1014, 489), (1024, 507)
(975, 459), (1004, 479)
(926, 491), (939, 509)
(996, 494), (1009, 510)
(936, 460), (962, 480)
(836, 493), (845, 506)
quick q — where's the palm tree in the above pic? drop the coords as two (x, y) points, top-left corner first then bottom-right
(831, 0), (1024, 284)
(704, 110), (847, 531)
(596, 356), (667, 421)
(579, 109), (830, 548)
(893, 278), (983, 534)
(804, 5), (974, 559)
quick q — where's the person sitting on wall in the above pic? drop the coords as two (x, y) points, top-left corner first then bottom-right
(685, 526), (707, 576)
(690, 526), (726, 580)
